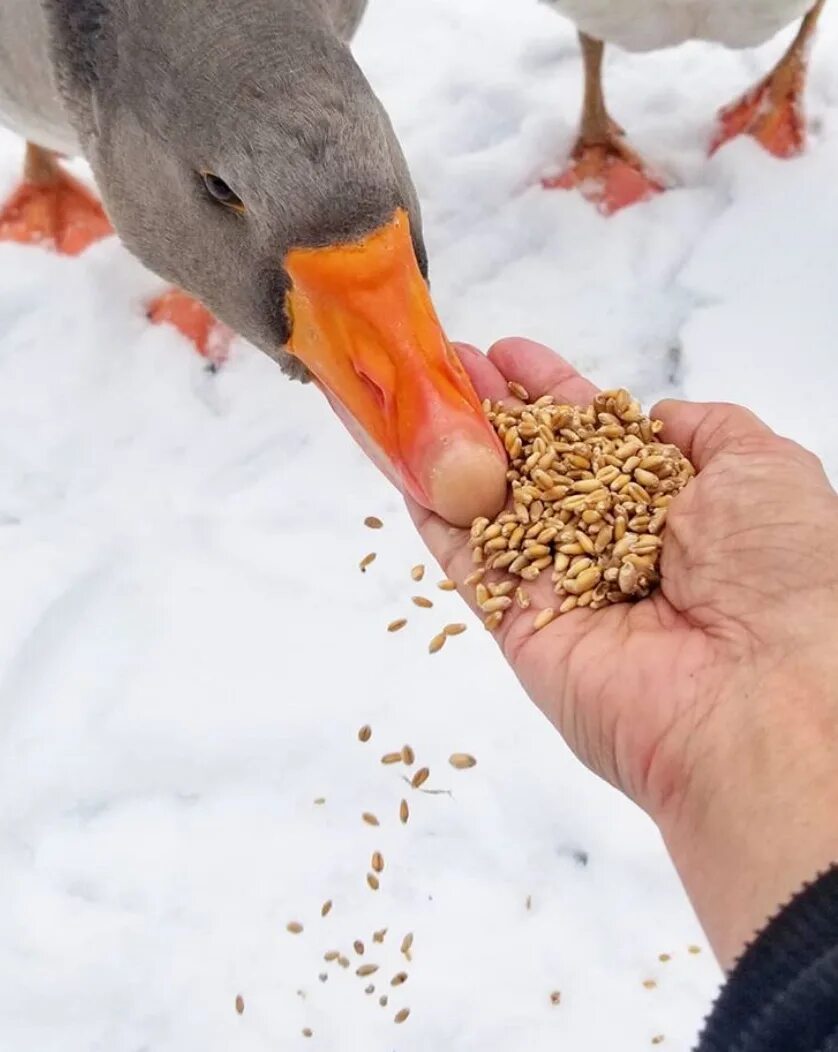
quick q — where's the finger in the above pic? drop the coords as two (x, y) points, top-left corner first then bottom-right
(487, 337), (599, 406)
(653, 400), (773, 471)
(453, 342), (511, 404)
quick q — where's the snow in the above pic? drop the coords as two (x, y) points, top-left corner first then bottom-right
(2, 0), (838, 1048)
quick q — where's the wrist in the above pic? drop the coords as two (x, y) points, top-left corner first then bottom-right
(657, 648), (838, 969)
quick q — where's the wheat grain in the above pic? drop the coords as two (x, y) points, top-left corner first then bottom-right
(469, 389), (694, 622)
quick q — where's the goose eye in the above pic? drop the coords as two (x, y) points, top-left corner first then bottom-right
(202, 172), (244, 211)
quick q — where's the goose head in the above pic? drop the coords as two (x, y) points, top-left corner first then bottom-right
(47, 0), (507, 525)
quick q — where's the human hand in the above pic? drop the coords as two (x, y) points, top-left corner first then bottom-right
(412, 338), (838, 966)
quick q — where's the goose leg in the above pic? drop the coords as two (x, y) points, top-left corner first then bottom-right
(0, 142), (112, 255)
(711, 0), (826, 158)
(543, 33), (664, 213)
(147, 289), (234, 367)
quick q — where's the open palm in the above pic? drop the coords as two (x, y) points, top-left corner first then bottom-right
(411, 339), (838, 822)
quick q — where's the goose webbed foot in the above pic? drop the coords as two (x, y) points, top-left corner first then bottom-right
(0, 143), (112, 255)
(542, 131), (665, 215)
(711, 70), (806, 160)
(147, 288), (233, 367)
(711, 0), (824, 159)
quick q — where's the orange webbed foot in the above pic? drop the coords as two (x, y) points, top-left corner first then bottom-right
(711, 72), (806, 159)
(0, 169), (112, 256)
(543, 132), (665, 215)
(147, 289), (234, 367)
(710, 0), (822, 161)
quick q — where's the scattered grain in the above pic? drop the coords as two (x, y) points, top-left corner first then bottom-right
(401, 745), (415, 765)
(399, 799), (409, 824)
(286, 922), (303, 934)
(359, 552), (376, 572)
(302, 1028), (313, 1038)
(379, 995), (389, 1007)
(364, 516), (383, 529)
(313, 797), (326, 805)
(437, 579), (457, 591)
(321, 900), (332, 917)
(411, 564), (425, 582)
(372, 851), (384, 873)
(411, 768), (430, 789)
(364, 984), (375, 995)
(357, 963), (379, 977)
(400, 933), (414, 957)
(651, 1036), (665, 1045)
(354, 940), (365, 955)
(235, 995), (245, 1015)
(550, 991), (562, 1006)
(381, 752), (402, 765)
(658, 953), (671, 963)
(358, 724), (372, 742)
(429, 633), (446, 654)
(412, 595), (433, 609)
(449, 753), (477, 769)
(688, 945), (702, 955)
(387, 618), (407, 633)
(643, 979), (658, 990)
(362, 812), (380, 826)
(394, 1008), (411, 1024)
(444, 622), (467, 636)
(533, 608), (555, 631)
(338, 955), (351, 969)
(366, 873), (380, 891)
(391, 972), (408, 986)
(324, 951), (340, 962)
(373, 928), (388, 943)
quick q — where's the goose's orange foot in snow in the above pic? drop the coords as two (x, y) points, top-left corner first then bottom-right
(148, 288), (234, 367)
(0, 169), (112, 255)
(543, 135), (665, 215)
(710, 0), (823, 160)
(711, 75), (806, 159)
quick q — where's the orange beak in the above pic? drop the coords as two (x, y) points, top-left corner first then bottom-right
(284, 209), (507, 526)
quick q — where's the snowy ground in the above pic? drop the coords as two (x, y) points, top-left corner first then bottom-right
(3, 1), (838, 1049)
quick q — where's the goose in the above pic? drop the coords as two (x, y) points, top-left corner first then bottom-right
(541, 0), (826, 212)
(0, 0), (508, 527)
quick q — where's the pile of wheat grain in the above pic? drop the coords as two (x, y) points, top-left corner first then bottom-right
(467, 385), (695, 632)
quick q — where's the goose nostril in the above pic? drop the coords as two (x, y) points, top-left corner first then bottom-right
(355, 366), (386, 412)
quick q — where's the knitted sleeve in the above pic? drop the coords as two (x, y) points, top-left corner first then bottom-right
(697, 867), (838, 1052)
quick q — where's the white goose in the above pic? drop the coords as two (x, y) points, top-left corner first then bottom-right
(542, 0), (826, 212)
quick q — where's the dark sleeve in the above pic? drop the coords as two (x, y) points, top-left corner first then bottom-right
(696, 866), (838, 1052)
